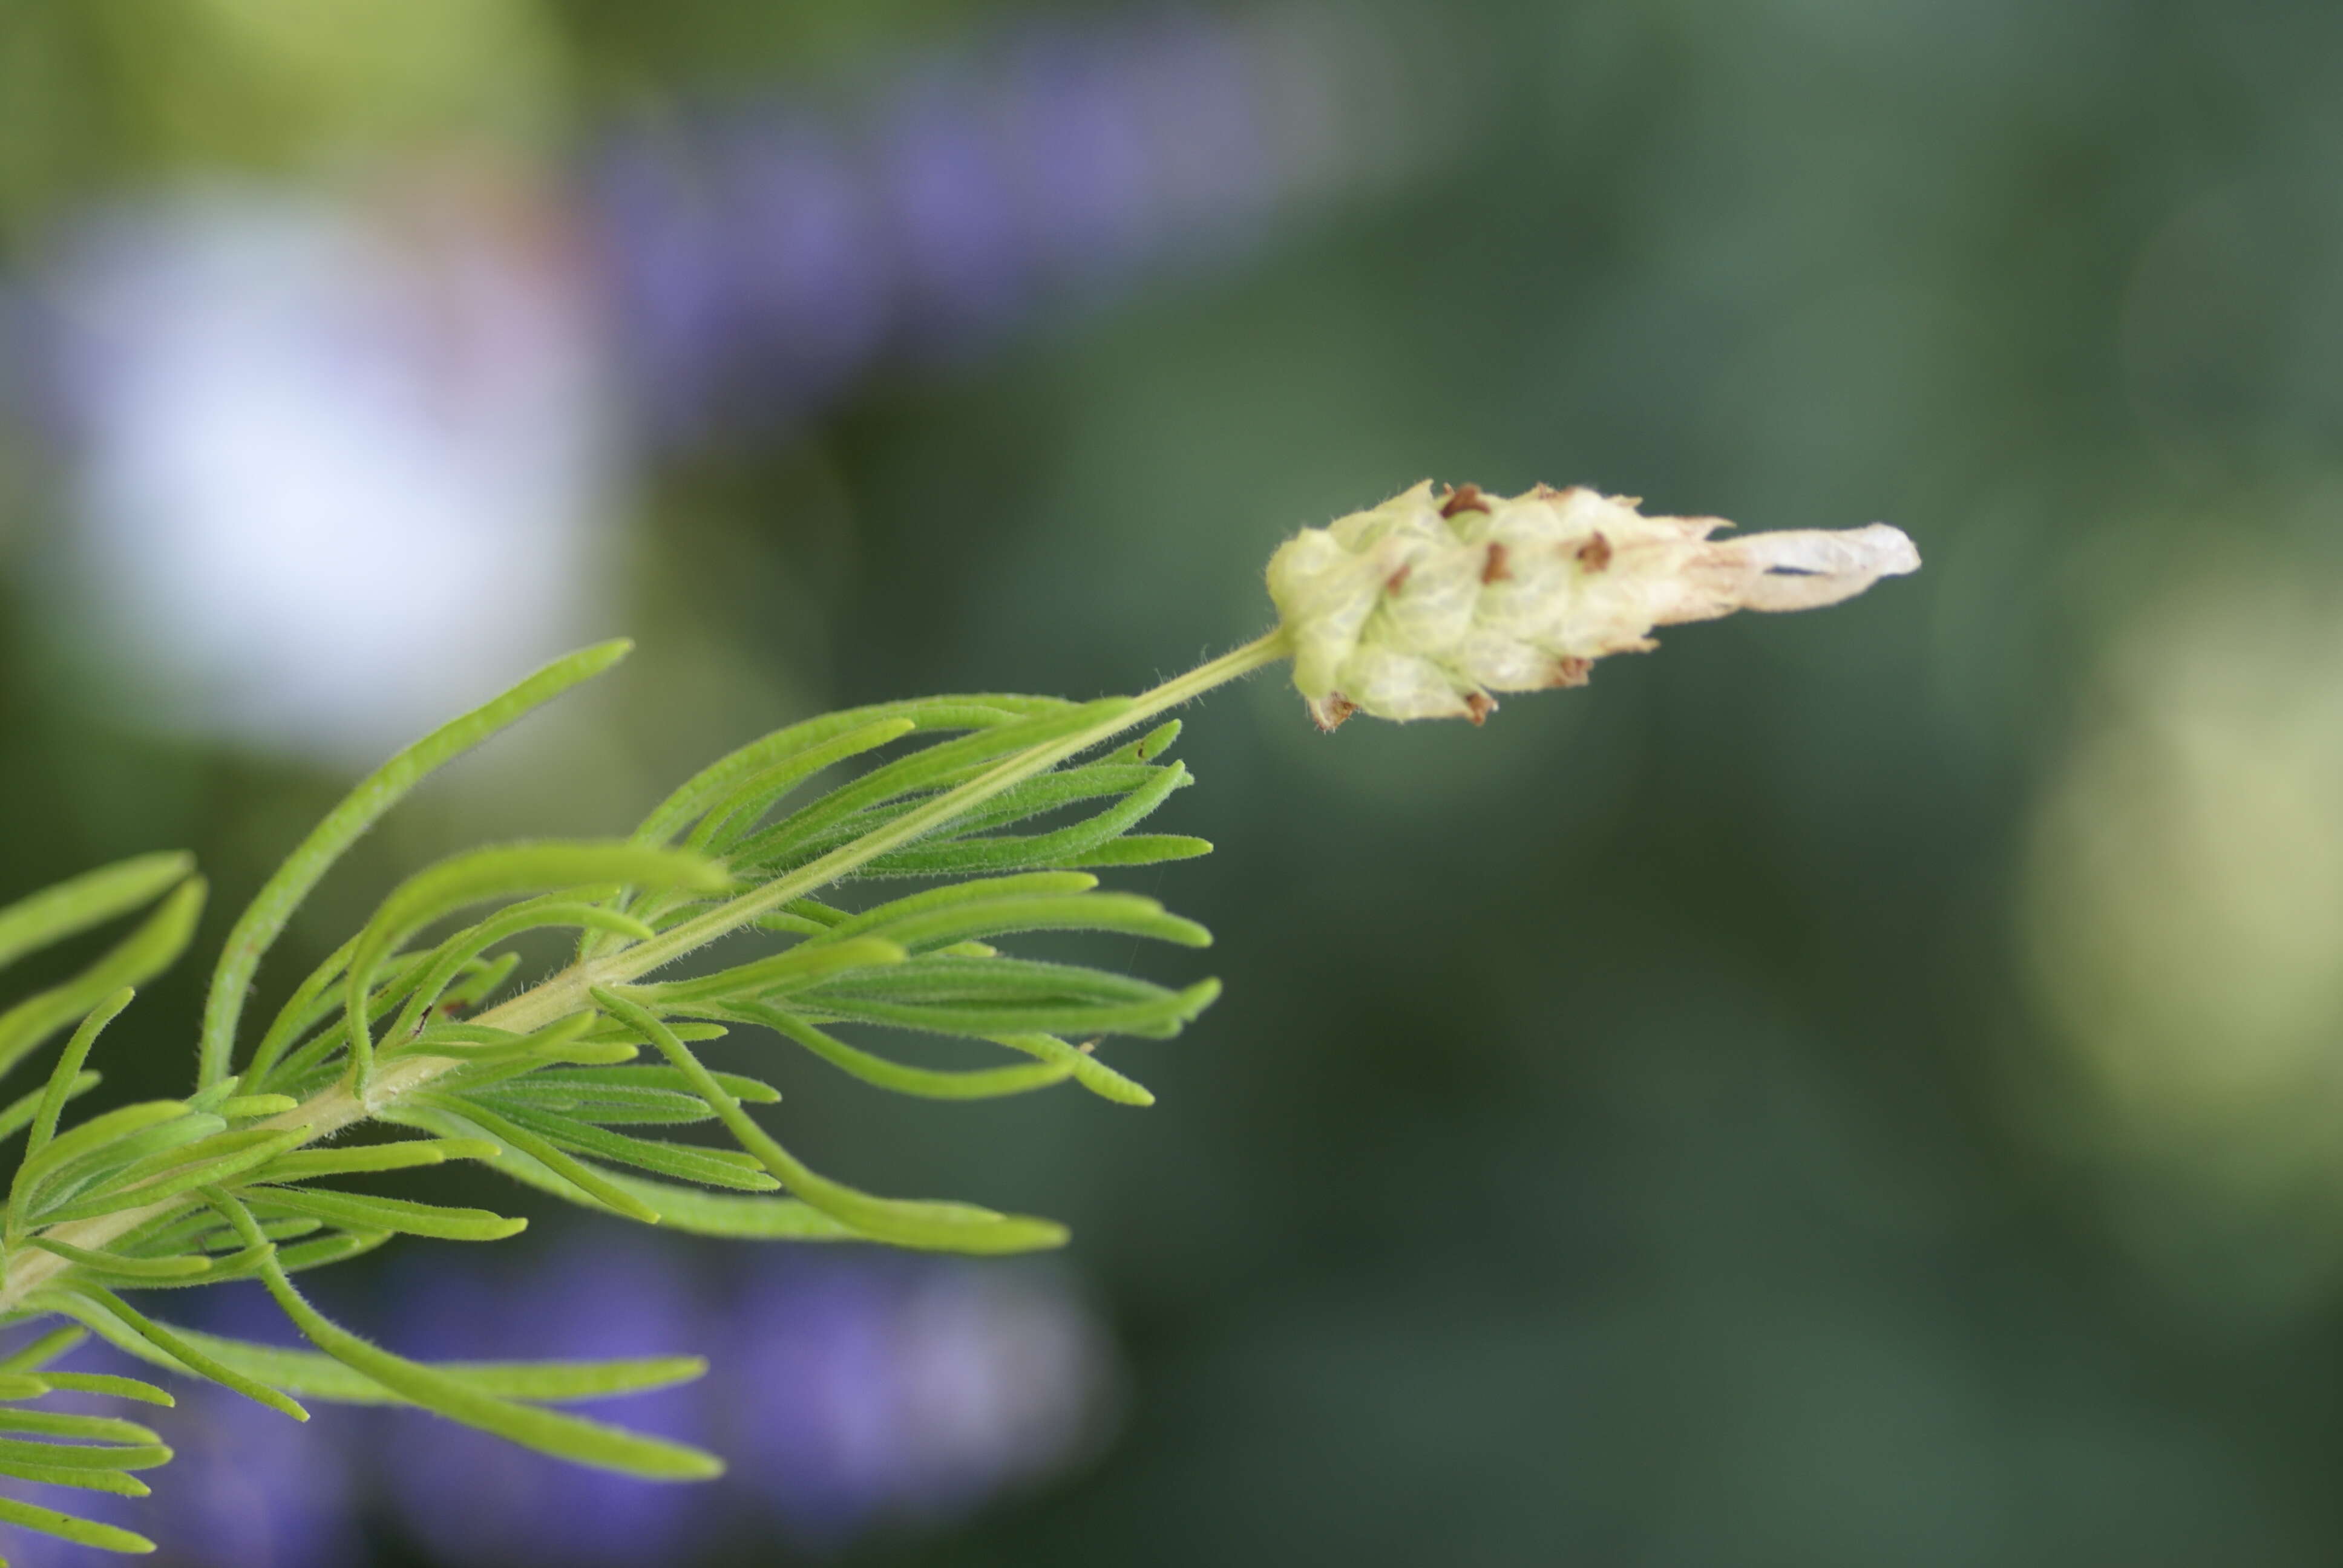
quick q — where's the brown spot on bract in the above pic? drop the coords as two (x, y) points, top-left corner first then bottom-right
(1576, 532), (1613, 572)
(1548, 657), (1593, 688)
(1438, 482), (1491, 518)
(1385, 563), (1412, 594)
(1481, 542), (1512, 584)
(1463, 692), (1495, 725)
(1311, 693), (1358, 733)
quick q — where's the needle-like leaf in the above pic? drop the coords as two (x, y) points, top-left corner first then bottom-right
(0, 883), (205, 1083)
(0, 854), (192, 975)
(210, 1191), (719, 1481)
(200, 640), (636, 1089)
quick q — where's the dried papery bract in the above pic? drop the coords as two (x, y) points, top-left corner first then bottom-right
(1265, 481), (1922, 728)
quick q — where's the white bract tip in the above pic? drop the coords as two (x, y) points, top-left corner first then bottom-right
(1265, 482), (1920, 728)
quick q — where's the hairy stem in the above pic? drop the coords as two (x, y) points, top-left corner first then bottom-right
(0, 631), (1288, 1315)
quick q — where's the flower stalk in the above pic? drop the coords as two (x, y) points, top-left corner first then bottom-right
(0, 477), (1918, 1550)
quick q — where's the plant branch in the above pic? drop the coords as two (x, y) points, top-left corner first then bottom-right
(0, 630), (1288, 1315)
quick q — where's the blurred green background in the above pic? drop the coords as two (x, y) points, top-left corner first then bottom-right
(8, 0), (2343, 1563)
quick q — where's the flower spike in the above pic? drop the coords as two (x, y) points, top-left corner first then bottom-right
(1265, 481), (1921, 728)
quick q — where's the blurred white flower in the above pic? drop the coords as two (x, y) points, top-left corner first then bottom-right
(42, 177), (624, 767)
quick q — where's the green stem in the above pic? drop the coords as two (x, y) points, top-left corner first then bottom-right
(536, 628), (1286, 1022)
(0, 630), (1289, 1315)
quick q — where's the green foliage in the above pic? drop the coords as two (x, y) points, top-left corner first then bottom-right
(0, 636), (1254, 1558)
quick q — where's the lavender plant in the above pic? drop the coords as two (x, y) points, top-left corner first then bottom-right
(0, 483), (1915, 1558)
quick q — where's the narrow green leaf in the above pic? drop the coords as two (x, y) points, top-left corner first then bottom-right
(1101, 718), (1183, 765)
(25, 1111), (225, 1214)
(206, 1195), (721, 1481)
(9, 1102), (192, 1233)
(41, 1300), (368, 1403)
(100, 1241), (270, 1288)
(491, 1104), (781, 1191)
(728, 699), (1133, 871)
(0, 1434), (171, 1471)
(240, 933), (360, 1093)
(0, 848), (189, 970)
(275, 1232), (392, 1275)
(200, 639), (636, 1089)
(0, 1073), (99, 1147)
(217, 1095), (300, 1119)
(637, 935), (905, 1008)
(388, 898), (658, 1044)
(693, 718), (920, 852)
(733, 1004), (1077, 1100)
(0, 1461), (152, 1497)
(248, 944), (446, 1092)
(411, 1036), (637, 1070)
(0, 1410), (160, 1445)
(595, 989), (1067, 1254)
(66, 1123), (295, 1198)
(0, 1328), (85, 1373)
(36, 1128), (311, 1225)
(414, 1095), (661, 1223)
(343, 843), (726, 1086)
(863, 762), (1191, 877)
(468, 1081), (716, 1126)
(0, 853), (191, 975)
(822, 892), (1211, 955)
(441, 949), (523, 1011)
(807, 873), (1098, 943)
(433, 1356), (710, 1403)
(243, 1187), (527, 1242)
(0, 884), (205, 1083)
(522, 1065), (778, 1103)
(250, 1138), (495, 1183)
(0, 1373), (45, 1400)
(753, 911), (832, 938)
(33, 1373), (172, 1406)
(993, 1031), (1156, 1106)
(891, 762), (1173, 841)
(399, 1009), (626, 1070)
(38, 1288), (308, 1421)
(574, 1018), (730, 1050)
(633, 695), (1069, 849)
(21, 989), (136, 1171)
(183, 1073), (241, 1114)
(390, 1102), (862, 1240)
(48, 1301), (703, 1406)
(0, 1493), (158, 1552)
(804, 955), (1221, 1039)
(26, 1238), (211, 1281)
(113, 1208), (320, 1262)
(1052, 833), (1214, 868)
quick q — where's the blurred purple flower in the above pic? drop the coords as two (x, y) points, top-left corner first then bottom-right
(724, 120), (893, 413)
(586, 2), (1439, 449)
(723, 1250), (1119, 1549)
(356, 1236), (1117, 1561)
(376, 1236), (718, 1568)
(0, 1308), (360, 1568)
(873, 74), (1032, 348)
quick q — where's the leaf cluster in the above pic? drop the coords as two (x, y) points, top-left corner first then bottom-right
(0, 642), (1219, 1558)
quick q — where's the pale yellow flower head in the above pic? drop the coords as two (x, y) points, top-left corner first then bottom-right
(1265, 481), (1921, 728)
